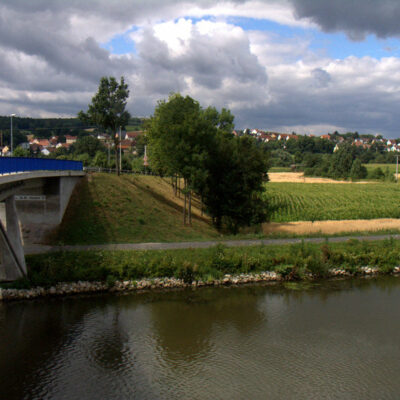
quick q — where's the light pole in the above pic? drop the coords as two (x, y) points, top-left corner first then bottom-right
(119, 126), (122, 172)
(10, 113), (15, 156)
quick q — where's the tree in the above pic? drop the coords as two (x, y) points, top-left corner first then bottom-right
(72, 135), (105, 157)
(92, 151), (108, 168)
(201, 135), (269, 232)
(147, 93), (216, 225)
(350, 158), (367, 180)
(13, 147), (30, 157)
(147, 93), (269, 232)
(329, 143), (356, 179)
(78, 76), (131, 175)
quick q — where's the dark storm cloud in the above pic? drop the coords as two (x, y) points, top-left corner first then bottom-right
(290, 0), (400, 40)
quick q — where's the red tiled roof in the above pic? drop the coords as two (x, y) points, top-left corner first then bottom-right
(126, 131), (143, 139)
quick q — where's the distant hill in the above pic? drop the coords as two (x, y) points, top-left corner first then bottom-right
(0, 116), (147, 145)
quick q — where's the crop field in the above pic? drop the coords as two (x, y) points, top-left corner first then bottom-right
(364, 163), (397, 175)
(268, 167), (292, 173)
(265, 182), (400, 222)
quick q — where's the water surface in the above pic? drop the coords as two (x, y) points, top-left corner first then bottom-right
(1, 277), (400, 399)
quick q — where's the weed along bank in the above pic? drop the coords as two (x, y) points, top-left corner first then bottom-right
(3, 239), (400, 300)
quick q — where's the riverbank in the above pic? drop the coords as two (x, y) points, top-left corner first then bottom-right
(1, 266), (400, 302)
(3, 238), (400, 301)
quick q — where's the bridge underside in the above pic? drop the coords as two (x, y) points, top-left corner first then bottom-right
(0, 172), (84, 281)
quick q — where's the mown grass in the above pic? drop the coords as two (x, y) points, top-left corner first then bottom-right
(6, 238), (399, 289)
(52, 173), (219, 245)
(265, 182), (400, 222)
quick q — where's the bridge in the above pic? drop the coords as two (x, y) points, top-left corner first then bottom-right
(0, 157), (85, 281)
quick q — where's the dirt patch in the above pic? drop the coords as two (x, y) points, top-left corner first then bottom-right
(262, 218), (400, 235)
(268, 172), (370, 184)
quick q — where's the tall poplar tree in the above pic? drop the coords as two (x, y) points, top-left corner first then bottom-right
(78, 76), (131, 175)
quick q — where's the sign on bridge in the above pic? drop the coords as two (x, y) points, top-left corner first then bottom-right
(15, 195), (46, 201)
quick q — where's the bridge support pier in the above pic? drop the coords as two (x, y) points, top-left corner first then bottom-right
(0, 196), (27, 281)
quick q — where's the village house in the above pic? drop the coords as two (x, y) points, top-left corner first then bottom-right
(97, 133), (111, 142)
(65, 135), (77, 144)
(119, 139), (134, 154)
(125, 131), (143, 141)
(56, 142), (71, 150)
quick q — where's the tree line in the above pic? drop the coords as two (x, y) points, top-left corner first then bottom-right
(147, 93), (269, 233)
(78, 78), (269, 233)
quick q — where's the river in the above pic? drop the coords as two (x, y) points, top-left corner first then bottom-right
(1, 276), (400, 399)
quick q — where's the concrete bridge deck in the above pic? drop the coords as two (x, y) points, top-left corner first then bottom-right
(0, 162), (85, 281)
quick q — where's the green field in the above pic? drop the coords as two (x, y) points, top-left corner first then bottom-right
(364, 163), (397, 175)
(268, 167), (292, 173)
(265, 182), (400, 222)
(54, 175), (400, 245)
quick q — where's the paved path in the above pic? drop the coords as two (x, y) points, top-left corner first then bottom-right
(23, 234), (400, 255)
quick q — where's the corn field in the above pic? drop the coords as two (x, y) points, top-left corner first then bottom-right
(265, 182), (400, 222)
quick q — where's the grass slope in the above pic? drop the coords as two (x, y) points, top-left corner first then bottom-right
(53, 173), (219, 245)
(53, 174), (400, 245)
(266, 182), (400, 222)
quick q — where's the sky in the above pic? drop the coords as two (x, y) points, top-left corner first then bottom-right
(2, 0), (400, 137)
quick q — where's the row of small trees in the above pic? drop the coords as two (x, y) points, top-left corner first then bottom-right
(79, 78), (269, 233)
(147, 94), (269, 233)
(304, 143), (368, 180)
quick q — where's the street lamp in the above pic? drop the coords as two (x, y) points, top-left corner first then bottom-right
(10, 113), (16, 156)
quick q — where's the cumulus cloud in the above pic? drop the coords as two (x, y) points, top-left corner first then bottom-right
(1, 0), (400, 137)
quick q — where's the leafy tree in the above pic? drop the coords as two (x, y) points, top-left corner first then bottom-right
(350, 158), (367, 180)
(368, 167), (385, 180)
(78, 76), (131, 175)
(147, 93), (268, 232)
(13, 146), (30, 157)
(201, 135), (269, 232)
(92, 151), (108, 168)
(329, 143), (356, 179)
(131, 157), (146, 173)
(74, 153), (90, 166)
(72, 135), (105, 157)
(147, 93), (216, 224)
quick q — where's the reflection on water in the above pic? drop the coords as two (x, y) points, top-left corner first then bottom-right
(0, 277), (400, 399)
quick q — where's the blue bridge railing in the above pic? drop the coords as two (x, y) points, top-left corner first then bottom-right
(0, 157), (83, 174)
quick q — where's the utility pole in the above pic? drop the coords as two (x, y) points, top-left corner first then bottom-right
(119, 126), (122, 173)
(10, 114), (15, 155)
(143, 145), (148, 175)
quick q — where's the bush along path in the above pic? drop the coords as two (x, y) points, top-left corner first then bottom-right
(3, 238), (400, 301)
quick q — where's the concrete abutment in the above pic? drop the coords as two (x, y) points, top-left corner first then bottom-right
(0, 172), (84, 281)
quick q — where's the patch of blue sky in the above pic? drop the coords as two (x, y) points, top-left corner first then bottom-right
(229, 16), (400, 60)
(310, 31), (400, 59)
(228, 16), (307, 37)
(101, 28), (137, 55)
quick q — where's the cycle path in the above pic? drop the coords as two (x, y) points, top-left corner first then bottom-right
(24, 234), (400, 255)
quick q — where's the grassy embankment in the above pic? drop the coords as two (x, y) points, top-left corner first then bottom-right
(15, 238), (400, 288)
(52, 173), (400, 245)
(53, 173), (219, 245)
